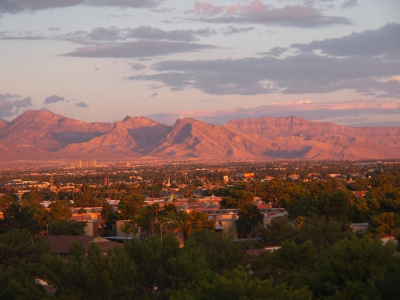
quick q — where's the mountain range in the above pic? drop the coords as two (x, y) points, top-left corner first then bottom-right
(1, 110), (400, 163)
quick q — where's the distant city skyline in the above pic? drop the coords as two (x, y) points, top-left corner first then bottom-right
(1, 0), (399, 127)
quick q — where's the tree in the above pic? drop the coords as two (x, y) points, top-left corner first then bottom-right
(48, 219), (86, 236)
(48, 200), (72, 221)
(262, 177), (284, 205)
(294, 216), (353, 252)
(1, 202), (44, 236)
(176, 210), (216, 241)
(0, 264), (55, 300)
(219, 189), (253, 209)
(370, 212), (400, 237)
(22, 191), (42, 204)
(377, 253), (400, 299)
(123, 233), (180, 293)
(41, 242), (137, 300)
(314, 236), (396, 299)
(311, 189), (352, 221)
(0, 195), (14, 211)
(258, 216), (295, 246)
(100, 201), (114, 222)
(168, 265), (312, 300)
(183, 229), (246, 273)
(74, 191), (100, 207)
(117, 194), (145, 220)
(235, 203), (263, 234)
(0, 228), (50, 268)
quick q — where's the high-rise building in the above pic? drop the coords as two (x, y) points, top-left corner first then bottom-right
(84, 159), (98, 168)
(70, 160), (83, 168)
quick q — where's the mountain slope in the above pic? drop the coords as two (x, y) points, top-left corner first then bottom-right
(0, 120), (7, 130)
(151, 118), (285, 159)
(60, 116), (172, 159)
(0, 110), (113, 158)
(224, 116), (400, 159)
(1, 111), (400, 162)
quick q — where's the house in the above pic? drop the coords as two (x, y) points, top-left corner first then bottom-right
(350, 223), (369, 234)
(381, 235), (398, 245)
(192, 189), (207, 198)
(44, 236), (123, 259)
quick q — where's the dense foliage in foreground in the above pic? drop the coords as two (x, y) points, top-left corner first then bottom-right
(0, 227), (399, 300)
(1, 171), (400, 299)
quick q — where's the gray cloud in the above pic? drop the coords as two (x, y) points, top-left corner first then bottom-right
(130, 63), (146, 70)
(126, 23), (400, 97)
(76, 101), (89, 108)
(85, 0), (160, 8)
(60, 26), (218, 44)
(44, 94), (65, 104)
(64, 41), (215, 58)
(342, 0), (358, 8)
(0, 31), (46, 40)
(190, 1), (351, 28)
(292, 23), (400, 58)
(128, 54), (400, 96)
(150, 93), (158, 98)
(223, 26), (255, 35)
(0, 93), (20, 100)
(125, 26), (217, 42)
(0, 0), (160, 14)
(87, 27), (122, 41)
(0, 93), (33, 118)
(260, 46), (287, 57)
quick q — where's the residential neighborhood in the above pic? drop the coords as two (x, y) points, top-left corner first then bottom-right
(1, 159), (400, 299)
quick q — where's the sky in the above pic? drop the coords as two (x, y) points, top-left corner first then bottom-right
(0, 0), (399, 127)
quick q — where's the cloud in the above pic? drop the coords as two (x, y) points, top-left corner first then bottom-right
(48, 27), (60, 31)
(342, 0), (358, 8)
(76, 101), (89, 108)
(292, 23), (400, 59)
(126, 24), (400, 97)
(260, 46), (287, 57)
(130, 62), (146, 70)
(61, 26), (218, 44)
(189, 1), (351, 28)
(150, 93), (158, 98)
(87, 27), (122, 41)
(44, 94), (65, 104)
(0, 93), (20, 100)
(125, 26), (216, 42)
(64, 41), (215, 58)
(0, 0), (161, 14)
(0, 93), (33, 119)
(127, 54), (400, 96)
(0, 31), (46, 40)
(85, 0), (161, 8)
(147, 100), (400, 126)
(222, 26), (255, 35)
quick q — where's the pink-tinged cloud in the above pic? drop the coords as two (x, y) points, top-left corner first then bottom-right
(392, 76), (400, 83)
(191, 1), (350, 27)
(147, 100), (400, 126)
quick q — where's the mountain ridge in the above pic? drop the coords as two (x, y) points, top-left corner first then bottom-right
(1, 110), (400, 162)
